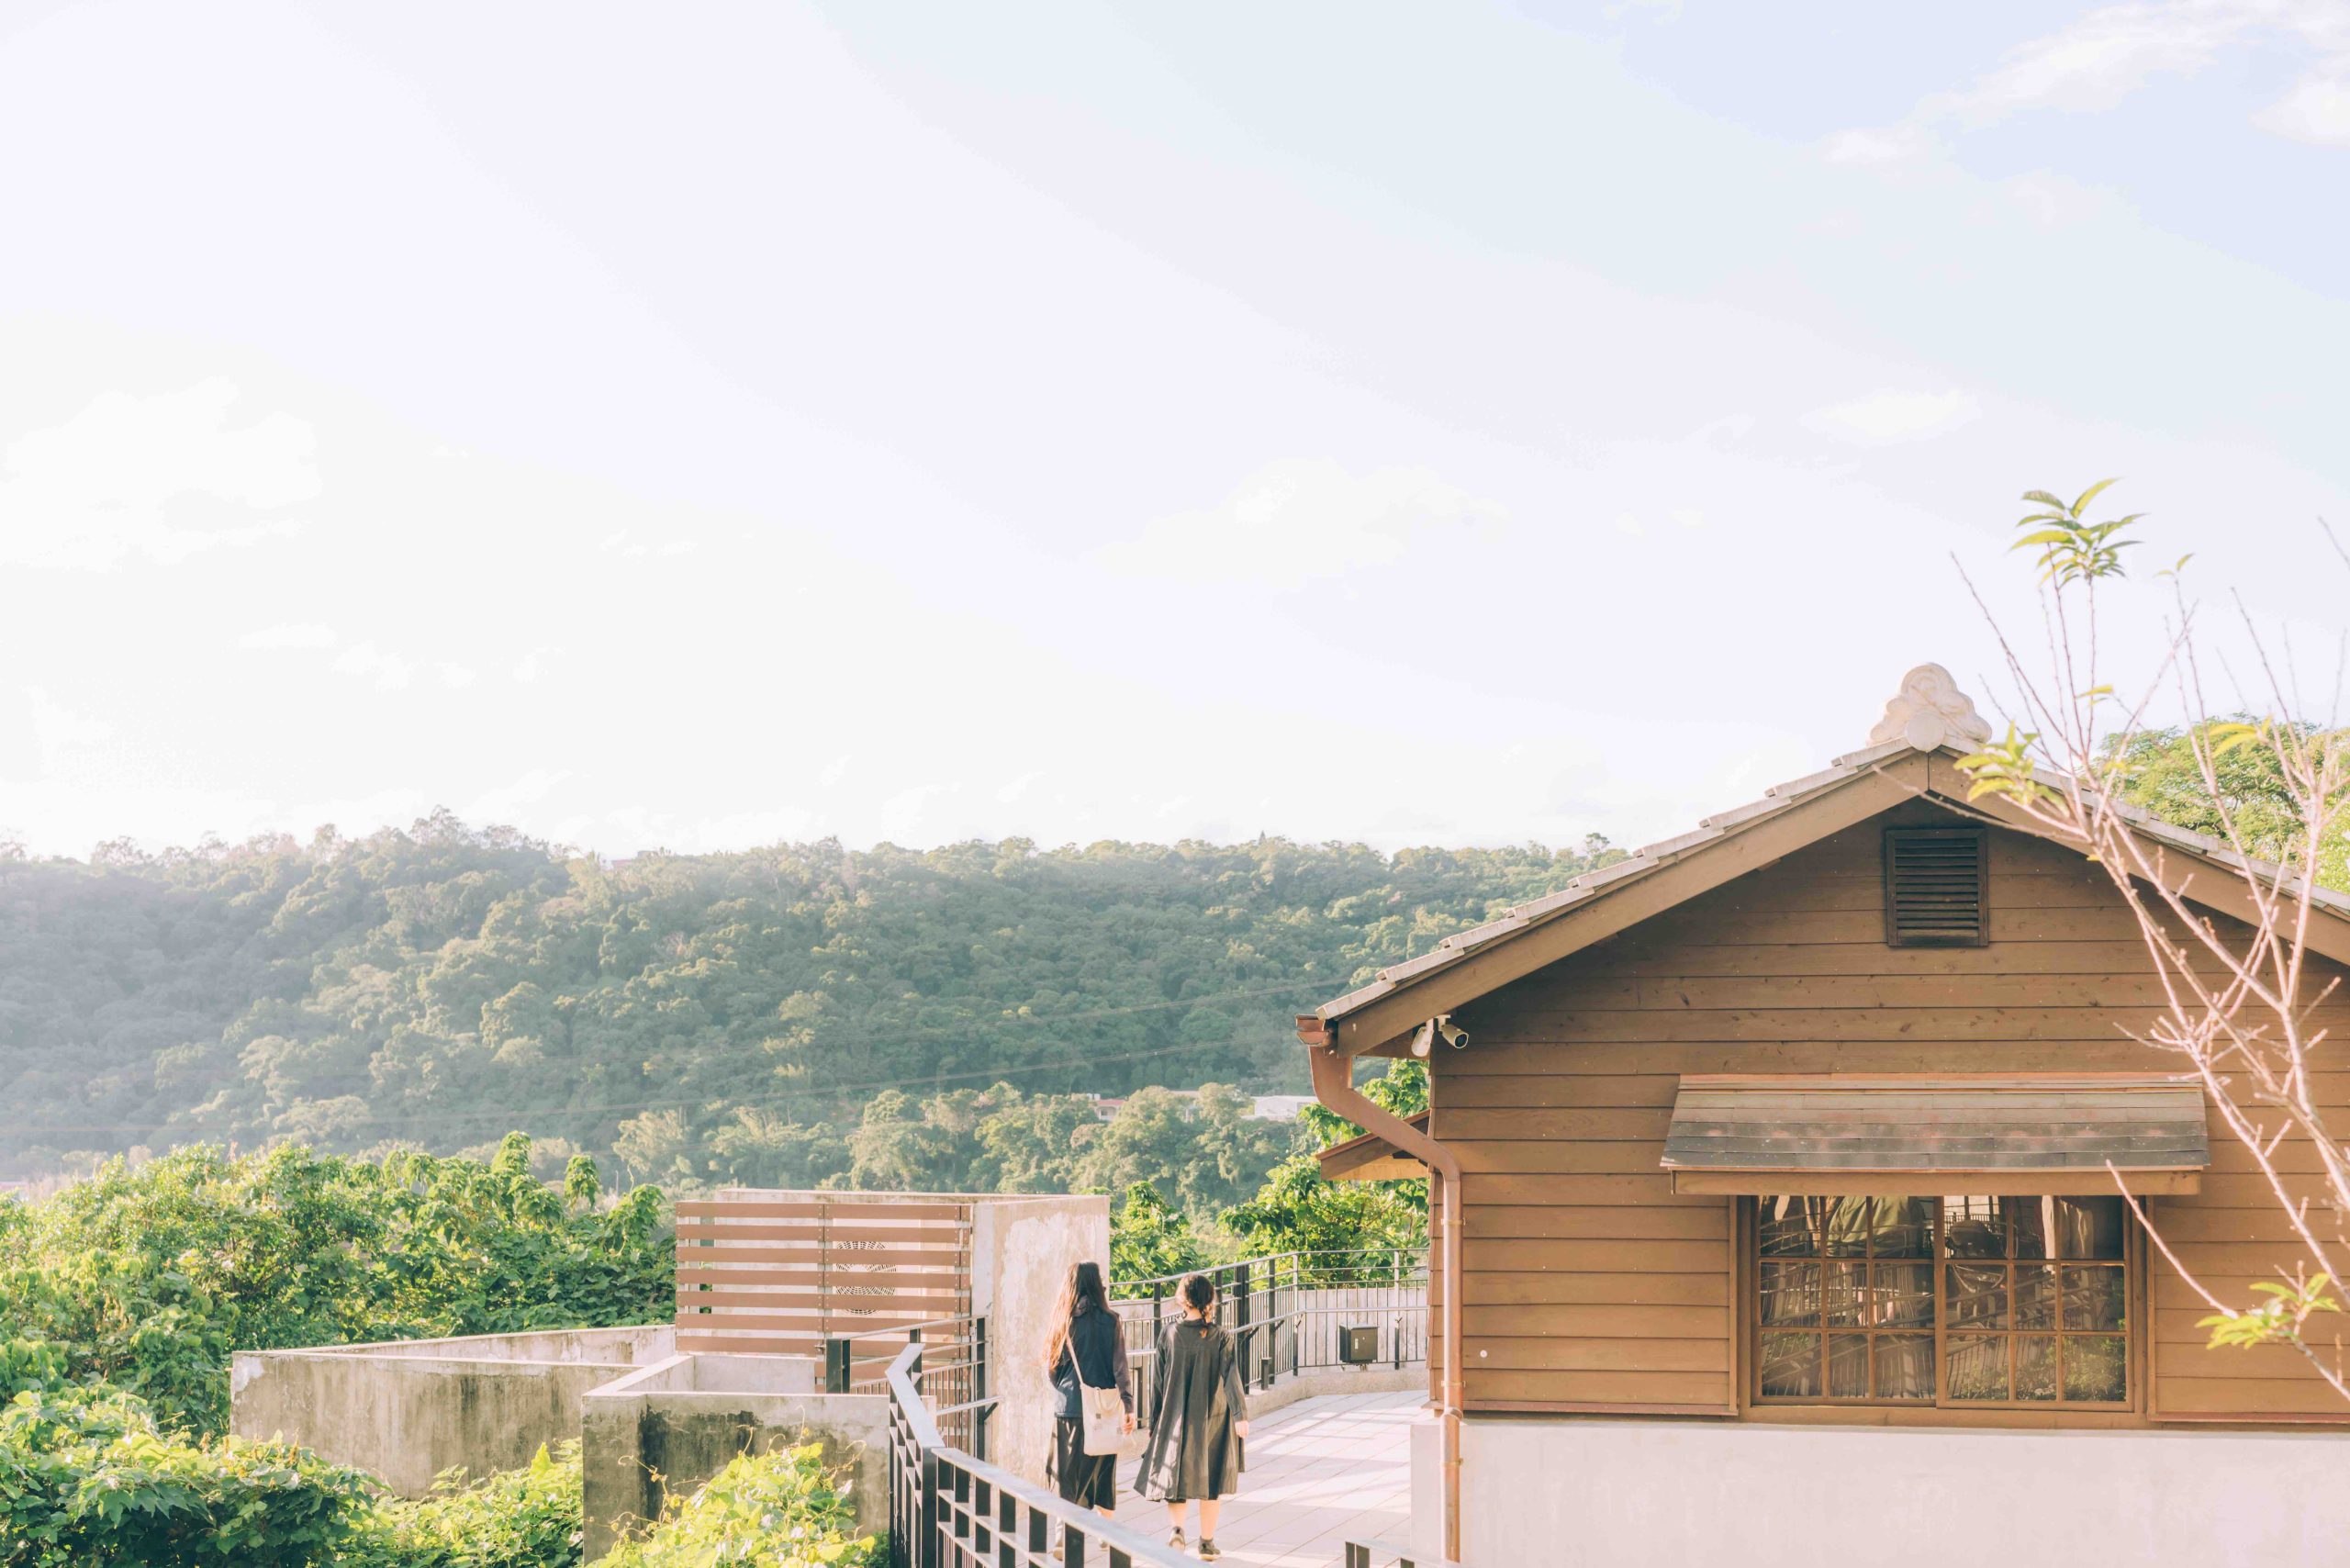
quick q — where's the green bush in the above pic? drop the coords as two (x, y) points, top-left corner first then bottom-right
(592, 1444), (878, 1568)
(343, 1440), (583, 1568)
(0, 1384), (371, 1567)
(0, 1142), (670, 1435)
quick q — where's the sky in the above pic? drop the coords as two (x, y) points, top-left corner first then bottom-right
(1, 0), (2346, 861)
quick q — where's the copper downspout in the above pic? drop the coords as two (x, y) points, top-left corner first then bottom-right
(1304, 1029), (1464, 1564)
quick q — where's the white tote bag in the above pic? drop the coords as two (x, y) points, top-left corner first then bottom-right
(1073, 1336), (1146, 1459)
(1080, 1383), (1143, 1458)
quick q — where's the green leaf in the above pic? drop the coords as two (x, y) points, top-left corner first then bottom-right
(2070, 476), (2121, 514)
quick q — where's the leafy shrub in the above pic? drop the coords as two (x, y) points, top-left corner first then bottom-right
(343, 1440), (583, 1568)
(0, 1142), (670, 1435)
(592, 1443), (878, 1568)
(0, 1384), (371, 1567)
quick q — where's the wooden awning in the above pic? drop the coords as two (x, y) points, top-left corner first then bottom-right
(1660, 1075), (2210, 1196)
(1317, 1111), (1430, 1183)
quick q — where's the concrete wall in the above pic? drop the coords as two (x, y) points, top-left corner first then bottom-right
(580, 1353), (883, 1559)
(1411, 1416), (2350, 1567)
(229, 1326), (676, 1498)
(970, 1193), (1109, 1485)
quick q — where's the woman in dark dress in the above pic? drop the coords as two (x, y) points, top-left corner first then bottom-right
(1139, 1273), (1249, 1562)
(1044, 1260), (1135, 1518)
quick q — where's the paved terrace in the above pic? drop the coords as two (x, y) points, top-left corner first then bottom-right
(1113, 1390), (1421, 1566)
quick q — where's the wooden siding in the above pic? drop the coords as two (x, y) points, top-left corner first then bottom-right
(1429, 797), (2350, 1428)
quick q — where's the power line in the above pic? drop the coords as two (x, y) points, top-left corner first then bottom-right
(0, 978), (1341, 1142)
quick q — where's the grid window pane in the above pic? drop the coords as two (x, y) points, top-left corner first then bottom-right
(1946, 1263), (2009, 1329)
(1870, 1198), (1935, 1259)
(2065, 1337), (2128, 1402)
(1947, 1336), (2010, 1401)
(1823, 1260), (1868, 1327)
(2010, 1199), (2051, 1260)
(1760, 1198), (1829, 1257)
(1819, 1198), (1874, 1257)
(2014, 1264), (2057, 1331)
(1827, 1335), (1870, 1398)
(1874, 1336), (1933, 1400)
(2056, 1199), (2127, 1260)
(1874, 1261), (1933, 1328)
(1942, 1197), (2007, 1258)
(2064, 1266), (2126, 1331)
(2015, 1337), (2058, 1402)
(1762, 1332), (1821, 1398)
(1761, 1261), (1821, 1326)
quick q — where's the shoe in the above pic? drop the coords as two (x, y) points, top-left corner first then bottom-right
(1168, 1528), (1187, 1551)
(1198, 1540), (1222, 1561)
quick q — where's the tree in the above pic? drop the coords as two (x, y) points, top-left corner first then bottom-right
(1223, 1059), (1428, 1265)
(1110, 1182), (1209, 1282)
(1955, 482), (2350, 1399)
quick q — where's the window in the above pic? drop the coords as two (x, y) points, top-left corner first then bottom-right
(1883, 825), (1987, 946)
(1754, 1195), (2132, 1408)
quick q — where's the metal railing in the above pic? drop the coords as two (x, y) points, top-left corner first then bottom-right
(826, 1315), (991, 1455)
(1110, 1249), (1427, 1426)
(885, 1340), (1189, 1568)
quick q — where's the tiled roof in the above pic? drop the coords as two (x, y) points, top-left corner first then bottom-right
(1312, 715), (2350, 1030)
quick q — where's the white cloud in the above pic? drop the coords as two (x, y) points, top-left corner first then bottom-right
(1828, 3), (2350, 160)
(239, 622), (338, 650)
(1802, 388), (1983, 446)
(2255, 72), (2350, 145)
(330, 642), (417, 690)
(437, 662), (479, 688)
(511, 647), (554, 684)
(1821, 125), (1936, 168)
(1093, 459), (1506, 588)
(1942, 2), (2244, 124)
(0, 379), (319, 570)
(1998, 171), (2119, 229)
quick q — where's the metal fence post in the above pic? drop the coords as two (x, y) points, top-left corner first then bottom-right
(1234, 1258), (1259, 1389)
(825, 1337), (851, 1394)
(971, 1316), (990, 1460)
(1393, 1250), (1404, 1370)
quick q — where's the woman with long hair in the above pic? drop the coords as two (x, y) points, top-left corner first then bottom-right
(1139, 1272), (1248, 1561)
(1043, 1259), (1135, 1519)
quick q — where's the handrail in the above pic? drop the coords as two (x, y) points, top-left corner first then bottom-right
(885, 1342), (1188, 1568)
(1110, 1248), (1425, 1296)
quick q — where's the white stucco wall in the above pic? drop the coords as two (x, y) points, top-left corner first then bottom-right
(1410, 1416), (2350, 1568)
(972, 1193), (1111, 1484)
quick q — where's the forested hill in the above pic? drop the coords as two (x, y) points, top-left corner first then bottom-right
(0, 818), (1618, 1183)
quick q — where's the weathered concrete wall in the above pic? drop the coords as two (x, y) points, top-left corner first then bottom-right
(1411, 1416), (2350, 1567)
(971, 1194), (1109, 1486)
(580, 1354), (880, 1559)
(229, 1325), (674, 1498)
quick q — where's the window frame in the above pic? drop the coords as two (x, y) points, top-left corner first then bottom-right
(1742, 1194), (2141, 1414)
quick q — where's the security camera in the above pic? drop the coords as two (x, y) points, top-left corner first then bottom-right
(1409, 1019), (1436, 1058)
(1434, 1014), (1469, 1051)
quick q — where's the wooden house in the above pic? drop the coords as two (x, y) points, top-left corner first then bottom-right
(1304, 666), (2350, 1567)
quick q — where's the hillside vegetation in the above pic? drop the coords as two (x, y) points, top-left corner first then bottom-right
(0, 819), (1615, 1183)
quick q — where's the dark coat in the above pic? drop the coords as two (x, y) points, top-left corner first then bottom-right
(1139, 1318), (1247, 1503)
(1049, 1304), (1134, 1421)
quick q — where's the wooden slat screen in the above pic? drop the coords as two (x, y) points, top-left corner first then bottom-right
(1883, 826), (1987, 946)
(674, 1195), (973, 1356)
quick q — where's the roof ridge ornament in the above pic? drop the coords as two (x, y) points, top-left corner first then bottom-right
(1869, 663), (1993, 752)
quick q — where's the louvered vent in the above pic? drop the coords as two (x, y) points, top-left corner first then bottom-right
(1883, 826), (1987, 946)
